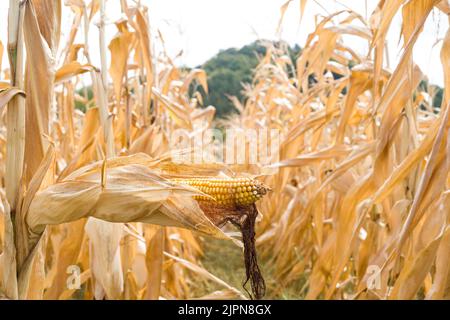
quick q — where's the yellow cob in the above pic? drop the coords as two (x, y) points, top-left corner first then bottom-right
(171, 177), (270, 206)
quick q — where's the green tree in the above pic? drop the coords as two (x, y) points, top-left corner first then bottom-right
(197, 41), (300, 118)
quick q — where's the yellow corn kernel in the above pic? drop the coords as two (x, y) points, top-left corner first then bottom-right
(171, 177), (270, 206)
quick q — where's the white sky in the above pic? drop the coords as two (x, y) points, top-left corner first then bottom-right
(0, 0), (448, 86)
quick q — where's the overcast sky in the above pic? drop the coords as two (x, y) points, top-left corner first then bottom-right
(0, 0), (448, 86)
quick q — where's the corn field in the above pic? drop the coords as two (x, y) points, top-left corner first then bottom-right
(0, 0), (449, 300)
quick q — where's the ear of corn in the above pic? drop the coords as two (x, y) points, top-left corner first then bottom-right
(171, 177), (269, 300)
(171, 177), (270, 206)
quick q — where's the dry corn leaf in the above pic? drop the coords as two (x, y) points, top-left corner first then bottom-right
(0, 86), (26, 109)
(108, 23), (135, 101)
(85, 218), (124, 299)
(23, 0), (59, 184)
(55, 61), (95, 84)
(144, 226), (164, 299)
(390, 234), (443, 299)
